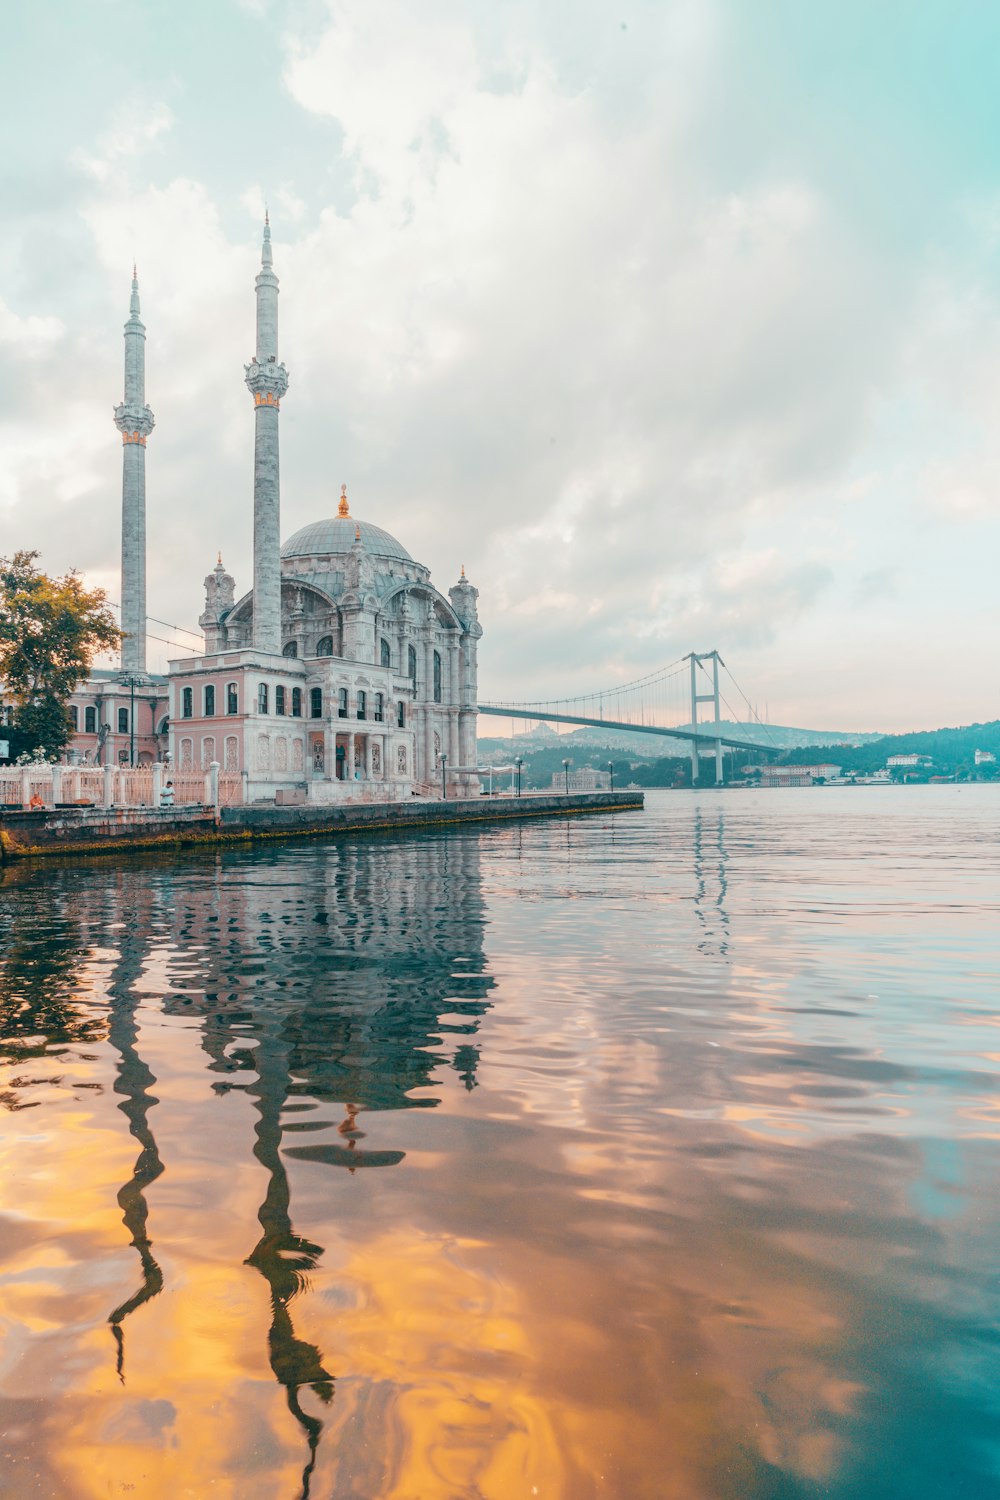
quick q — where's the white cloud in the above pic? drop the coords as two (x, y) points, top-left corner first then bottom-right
(5, 0), (1000, 728)
(0, 299), (64, 355)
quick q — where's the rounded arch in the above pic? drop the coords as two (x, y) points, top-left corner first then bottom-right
(382, 581), (464, 632)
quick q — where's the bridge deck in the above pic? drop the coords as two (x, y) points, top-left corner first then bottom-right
(479, 705), (768, 754)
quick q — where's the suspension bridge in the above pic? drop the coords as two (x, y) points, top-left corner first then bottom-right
(480, 651), (779, 784)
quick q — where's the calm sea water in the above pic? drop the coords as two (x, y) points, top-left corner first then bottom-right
(1, 787), (998, 1500)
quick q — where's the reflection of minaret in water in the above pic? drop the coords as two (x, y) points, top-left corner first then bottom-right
(245, 1022), (334, 1500)
(105, 906), (165, 1380)
(693, 807), (730, 958)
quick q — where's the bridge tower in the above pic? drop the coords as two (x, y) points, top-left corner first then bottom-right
(687, 651), (724, 786)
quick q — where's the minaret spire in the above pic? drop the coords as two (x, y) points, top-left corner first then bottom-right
(114, 267), (155, 674)
(245, 218), (288, 654)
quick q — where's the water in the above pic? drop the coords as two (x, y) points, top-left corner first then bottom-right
(1, 787), (998, 1499)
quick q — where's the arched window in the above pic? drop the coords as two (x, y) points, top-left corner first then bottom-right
(182, 687), (193, 719)
(357, 690), (367, 721)
(397, 700), (405, 728)
(258, 683), (268, 714)
(204, 684), (215, 716)
(338, 688), (348, 719)
(433, 650), (442, 703)
(291, 687), (302, 717)
(380, 637), (391, 668)
(85, 706), (97, 733)
(118, 707), (129, 733)
(374, 692), (384, 722)
(283, 641), (298, 658)
(315, 636), (333, 657)
(310, 687), (323, 718)
(226, 683), (238, 715)
(68, 704), (79, 731)
(407, 644), (417, 684)
(275, 685), (286, 716)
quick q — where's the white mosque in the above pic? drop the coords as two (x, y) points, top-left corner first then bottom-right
(64, 221), (482, 802)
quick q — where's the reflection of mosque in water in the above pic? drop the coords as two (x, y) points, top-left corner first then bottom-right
(0, 835), (493, 1497)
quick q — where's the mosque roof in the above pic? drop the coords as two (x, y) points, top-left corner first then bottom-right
(281, 484), (414, 565)
(281, 516), (413, 563)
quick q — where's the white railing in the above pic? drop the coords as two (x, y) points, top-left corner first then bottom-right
(166, 771), (212, 806)
(0, 761), (242, 811)
(219, 772), (244, 807)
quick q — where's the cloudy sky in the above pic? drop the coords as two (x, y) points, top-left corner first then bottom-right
(2, 0), (999, 731)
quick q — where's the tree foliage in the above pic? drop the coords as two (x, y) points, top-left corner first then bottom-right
(0, 550), (121, 757)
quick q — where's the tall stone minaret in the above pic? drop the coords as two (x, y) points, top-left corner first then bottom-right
(244, 216), (289, 656)
(113, 269), (155, 674)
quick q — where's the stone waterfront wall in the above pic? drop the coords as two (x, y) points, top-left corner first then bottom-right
(0, 792), (644, 862)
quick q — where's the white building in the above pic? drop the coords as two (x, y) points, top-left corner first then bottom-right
(48, 221), (482, 802)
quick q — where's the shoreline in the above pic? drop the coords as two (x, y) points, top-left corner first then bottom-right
(0, 790), (644, 864)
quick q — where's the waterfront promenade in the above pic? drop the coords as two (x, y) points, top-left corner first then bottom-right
(0, 788), (643, 861)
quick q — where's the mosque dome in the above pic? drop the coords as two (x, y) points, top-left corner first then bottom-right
(280, 487), (412, 564)
(281, 516), (413, 563)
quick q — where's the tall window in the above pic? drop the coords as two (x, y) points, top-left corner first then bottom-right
(204, 684), (215, 717)
(433, 650), (442, 703)
(338, 688), (348, 719)
(258, 683), (268, 714)
(310, 687), (323, 718)
(118, 707), (129, 733)
(380, 637), (391, 667)
(69, 705), (79, 730)
(182, 688), (193, 719)
(85, 706), (96, 733)
(316, 636), (333, 657)
(226, 683), (238, 715)
(408, 644), (417, 684)
(283, 641), (298, 658)
(357, 690), (367, 721)
(291, 688), (302, 718)
(397, 701), (405, 728)
(275, 685), (286, 716)
(374, 692), (384, 722)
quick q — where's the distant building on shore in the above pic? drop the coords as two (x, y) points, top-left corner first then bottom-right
(758, 763), (842, 788)
(551, 767), (612, 791)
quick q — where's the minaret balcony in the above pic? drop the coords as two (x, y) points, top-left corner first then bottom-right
(244, 357), (289, 404)
(113, 401), (155, 443)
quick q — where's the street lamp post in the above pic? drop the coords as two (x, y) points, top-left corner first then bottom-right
(440, 752), (447, 800)
(562, 757), (570, 795)
(608, 760), (614, 792)
(119, 674), (145, 767)
(515, 756), (523, 798)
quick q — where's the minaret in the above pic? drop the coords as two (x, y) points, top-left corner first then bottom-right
(113, 268), (155, 674)
(244, 216), (289, 656)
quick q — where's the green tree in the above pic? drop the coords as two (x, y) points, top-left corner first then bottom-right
(0, 550), (121, 758)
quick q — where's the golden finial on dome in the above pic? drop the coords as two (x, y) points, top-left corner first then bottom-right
(217, 551), (223, 566)
(461, 564), (466, 578)
(338, 483), (350, 518)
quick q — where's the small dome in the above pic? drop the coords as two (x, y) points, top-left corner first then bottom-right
(281, 516), (413, 563)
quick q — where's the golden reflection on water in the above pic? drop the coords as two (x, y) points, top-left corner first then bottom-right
(2, 790), (1000, 1498)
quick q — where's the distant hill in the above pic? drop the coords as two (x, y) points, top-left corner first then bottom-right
(478, 719), (883, 756)
(477, 717), (1000, 789)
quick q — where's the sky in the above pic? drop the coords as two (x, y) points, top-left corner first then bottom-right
(1, 0), (999, 732)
